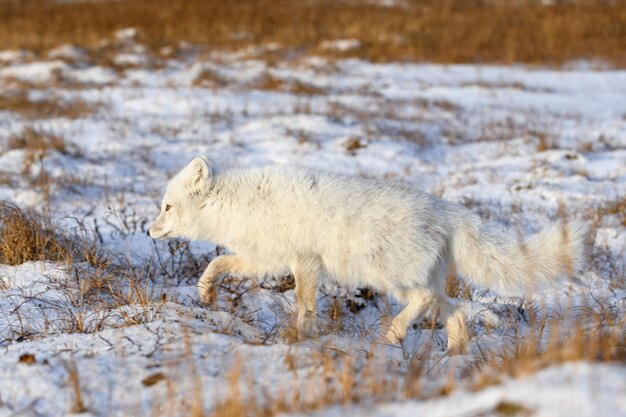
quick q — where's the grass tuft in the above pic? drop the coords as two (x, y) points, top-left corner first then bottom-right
(0, 200), (73, 265)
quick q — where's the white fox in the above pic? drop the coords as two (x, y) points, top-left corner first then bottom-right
(148, 157), (588, 353)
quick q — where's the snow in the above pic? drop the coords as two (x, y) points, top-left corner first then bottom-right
(113, 53), (150, 67)
(311, 363), (626, 417)
(47, 45), (88, 62)
(114, 28), (139, 42)
(67, 66), (118, 85)
(0, 35), (625, 416)
(0, 50), (34, 64)
(320, 39), (362, 52)
(0, 60), (68, 84)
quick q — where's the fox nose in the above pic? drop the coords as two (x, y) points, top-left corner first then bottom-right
(147, 230), (151, 238)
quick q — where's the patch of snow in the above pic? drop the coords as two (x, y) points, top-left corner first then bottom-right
(67, 66), (118, 85)
(320, 39), (362, 52)
(0, 60), (68, 84)
(0, 49), (34, 64)
(47, 44), (88, 62)
(114, 27), (139, 42)
(113, 53), (149, 67)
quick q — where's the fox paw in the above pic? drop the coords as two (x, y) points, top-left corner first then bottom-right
(385, 330), (403, 345)
(198, 285), (217, 306)
(297, 320), (319, 339)
(444, 341), (468, 356)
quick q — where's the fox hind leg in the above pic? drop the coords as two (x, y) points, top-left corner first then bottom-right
(292, 255), (321, 338)
(429, 254), (470, 354)
(386, 255), (470, 354)
(433, 293), (469, 355)
(433, 258), (470, 354)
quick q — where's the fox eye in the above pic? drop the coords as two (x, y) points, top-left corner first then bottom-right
(165, 204), (172, 212)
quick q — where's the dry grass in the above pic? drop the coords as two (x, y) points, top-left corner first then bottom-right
(0, 91), (98, 120)
(64, 359), (89, 414)
(254, 73), (324, 95)
(7, 127), (73, 175)
(0, 1), (624, 66)
(3, 127), (90, 201)
(0, 200), (79, 266)
(0, 201), (167, 338)
(472, 314), (626, 390)
(192, 68), (229, 89)
(445, 274), (473, 300)
(207, 349), (366, 417)
(201, 308), (625, 417)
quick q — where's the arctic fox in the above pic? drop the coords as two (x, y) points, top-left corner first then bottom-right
(148, 157), (588, 353)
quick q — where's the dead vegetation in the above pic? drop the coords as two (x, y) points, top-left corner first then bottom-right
(0, 91), (98, 120)
(193, 68), (229, 89)
(64, 359), (89, 414)
(198, 306), (625, 417)
(254, 73), (324, 95)
(0, 126), (94, 204)
(472, 313), (626, 390)
(0, 201), (86, 266)
(0, 201), (168, 339)
(0, 0), (625, 66)
(445, 274), (473, 300)
(7, 127), (75, 175)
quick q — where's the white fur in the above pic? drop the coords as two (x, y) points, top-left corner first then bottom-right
(149, 157), (588, 352)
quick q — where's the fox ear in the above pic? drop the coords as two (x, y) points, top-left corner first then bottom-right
(186, 156), (213, 195)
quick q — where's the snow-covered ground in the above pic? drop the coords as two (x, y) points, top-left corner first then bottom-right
(0, 33), (625, 416)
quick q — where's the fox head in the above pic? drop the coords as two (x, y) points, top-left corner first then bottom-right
(148, 156), (213, 240)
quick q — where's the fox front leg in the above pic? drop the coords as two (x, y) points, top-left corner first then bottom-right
(197, 262), (219, 305)
(198, 255), (259, 305)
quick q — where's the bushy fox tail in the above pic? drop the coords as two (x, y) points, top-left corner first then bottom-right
(450, 215), (589, 296)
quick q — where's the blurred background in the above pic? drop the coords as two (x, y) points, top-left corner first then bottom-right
(2, 0), (625, 65)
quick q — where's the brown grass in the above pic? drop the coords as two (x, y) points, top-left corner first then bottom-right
(203, 310), (625, 417)
(254, 72), (324, 95)
(193, 68), (229, 89)
(473, 315), (626, 389)
(0, 201), (169, 337)
(0, 91), (97, 120)
(0, 1), (625, 66)
(0, 200), (76, 266)
(445, 274), (473, 300)
(7, 127), (71, 175)
(2, 127), (90, 204)
(0, 199), (113, 276)
(64, 359), (89, 414)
